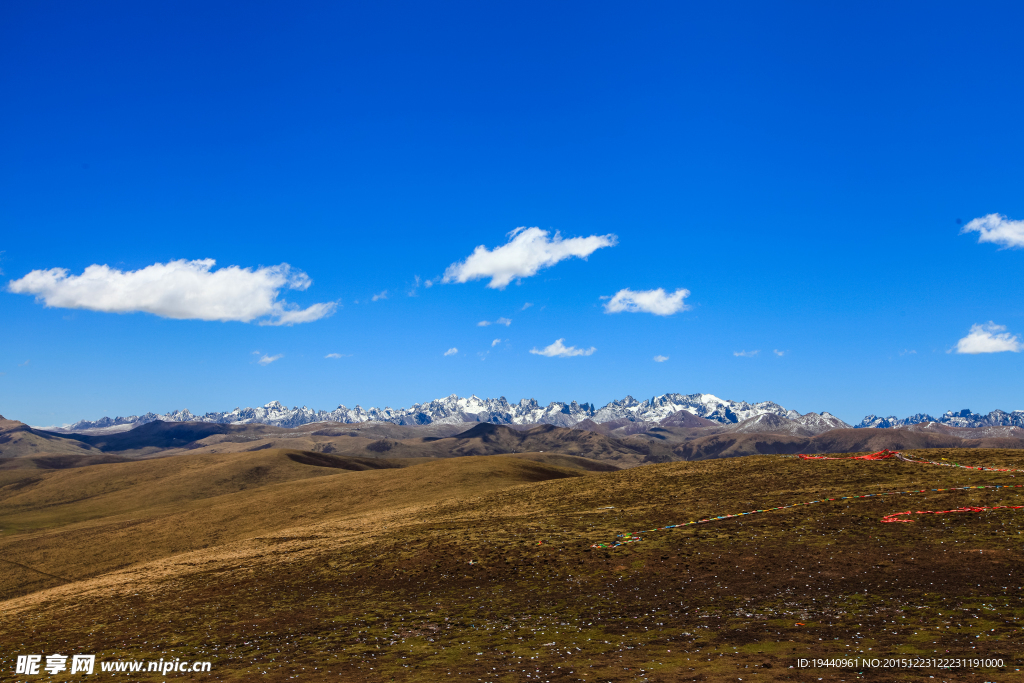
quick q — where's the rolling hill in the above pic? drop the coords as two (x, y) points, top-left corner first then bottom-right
(671, 426), (1024, 459)
(0, 449), (595, 602)
(6, 413), (1024, 474)
(1, 446), (1022, 680)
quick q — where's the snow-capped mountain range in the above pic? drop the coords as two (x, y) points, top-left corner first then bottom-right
(857, 409), (1024, 429)
(724, 411), (850, 437)
(51, 394), (1022, 435)
(58, 393), (820, 432)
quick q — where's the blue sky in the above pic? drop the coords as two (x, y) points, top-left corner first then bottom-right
(2, 1), (1022, 427)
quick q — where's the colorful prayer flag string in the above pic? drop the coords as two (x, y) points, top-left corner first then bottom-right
(798, 449), (1024, 474)
(881, 505), (1024, 523)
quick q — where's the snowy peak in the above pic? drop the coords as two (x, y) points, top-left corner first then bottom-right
(727, 411), (850, 436)
(793, 411), (850, 434)
(857, 409), (1024, 429)
(58, 392), (814, 433)
(590, 393), (792, 425)
(57, 396), (1021, 436)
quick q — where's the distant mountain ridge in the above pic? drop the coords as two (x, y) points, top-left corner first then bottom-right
(50, 396), (1023, 436)
(857, 408), (1024, 429)
(56, 393), (835, 433)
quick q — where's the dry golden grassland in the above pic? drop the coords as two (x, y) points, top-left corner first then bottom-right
(1, 448), (1023, 681)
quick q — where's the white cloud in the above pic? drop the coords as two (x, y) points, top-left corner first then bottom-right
(954, 322), (1023, 354)
(325, 353), (351, 359)
(492, 338), (502, 347)
(734, 350), (759, 357)
(961, 213), (1024, 249)
(653, 355), (669, 362)
(258, 354), (283, 366)
(521, 302), (533, 310)
(773, 349), (785, 357)
(444, 347), (458, 356)
(477, 317), (511, 327)
(442, 227), (617, 289)
(603, 288), (690, 316)
(408, 276), (421, 297)
(271, 303), (337, 326)
(371, 290), (388, 301)
(899, 349), (916, 356)
(6, 259), (336, 326)
(529, 338), (596, 358)
(18, 360), (30, 367)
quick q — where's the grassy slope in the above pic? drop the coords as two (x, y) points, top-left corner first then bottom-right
(1, 448), (1023, 681)
(0, 451), (588, 601)
(0, 422), (101, 461)
(155, 423), (660, 466)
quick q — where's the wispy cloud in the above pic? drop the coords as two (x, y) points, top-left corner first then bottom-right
(492, 338), (502, 347)
(17, 359), (30, 367)
(899, 349), (916, 356)
(653, 355), (669, 362)
(477, 317), (512, 327)
(603, 288), (690, 316)
(773, 349), (785, 357)
(953, 322), (1022, 354)
(961, 213), (1024, 249)
(734, 350), (759, 357)
(521, 302), (533, 310)
(443, 227), (617, 289)
(408, 276), (421, 297)
(530, 338), (596, 358)
(258, 354), (283, 366)
(371, 290), (388, 301)
(444, 347), (458, 356)
(6, 259), (336, 326)
(325, 353), (352, 359)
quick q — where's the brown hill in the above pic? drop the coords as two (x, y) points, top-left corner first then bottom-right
(57, 420), (293, 455)
(4, 420), (481, 464)
(658, 410), (721, 428)
(2, 447), (1023, 680)
(0, 449), (597, 601)
(0, 416), (104, 462)
(431, 422), (669, 465)
(114, 421), (666, 467)
(570, 417), (646, 436)
(672, 426), (1024, 459)
(12, 415), (1024, 473)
